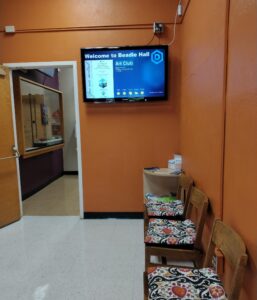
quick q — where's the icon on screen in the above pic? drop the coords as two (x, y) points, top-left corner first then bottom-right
(151, 50), (163, 64)
(99, 78), (107, 88)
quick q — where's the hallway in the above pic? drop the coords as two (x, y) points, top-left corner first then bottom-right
(23, 175), (79, 216)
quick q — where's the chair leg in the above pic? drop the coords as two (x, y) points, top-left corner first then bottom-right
(194, 252), (204, 268)
(161, 256), (167, 264)
(145, 247), (150, 271)
(144, 210), (149, 236)
(143, 272), (148, 300)
(144, 219), (148, 237)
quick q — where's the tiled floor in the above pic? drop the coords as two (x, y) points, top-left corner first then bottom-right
(23, 175), (80, 216)
(0, 217), (144, 300)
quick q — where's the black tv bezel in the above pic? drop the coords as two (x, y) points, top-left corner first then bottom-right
(81, 45), (168, 103)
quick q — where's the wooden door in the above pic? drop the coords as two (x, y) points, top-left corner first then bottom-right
(0, 66), (21, 228)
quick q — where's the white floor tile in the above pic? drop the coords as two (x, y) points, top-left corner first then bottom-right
(0, 217), (144, 300)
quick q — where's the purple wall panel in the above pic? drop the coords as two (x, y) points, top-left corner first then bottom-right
(20, 150), (63, 198)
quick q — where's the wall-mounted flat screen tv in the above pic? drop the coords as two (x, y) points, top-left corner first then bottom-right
(81, 45), (168, 103)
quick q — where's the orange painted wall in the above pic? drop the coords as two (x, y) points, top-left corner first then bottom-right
(223, 1), (257, 299)
(180, 0), (228, 245)
(0, 0), (182, 212)
(181, 0), (257, 298)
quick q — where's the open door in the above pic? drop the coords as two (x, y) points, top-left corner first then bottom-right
(0, 66), (21, 228)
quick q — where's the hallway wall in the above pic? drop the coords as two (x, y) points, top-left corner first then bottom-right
(180, 1), (257, 298)
(180, 0), (228, 245)
(59, 68), (78, 172)
(223, 1), (257, 299)
(0, 0), (182, 213)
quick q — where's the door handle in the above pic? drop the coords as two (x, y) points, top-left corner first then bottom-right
(0, 146), (20, 161)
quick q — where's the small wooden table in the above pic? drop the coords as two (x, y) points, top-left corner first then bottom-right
(143, 168), (180, 196)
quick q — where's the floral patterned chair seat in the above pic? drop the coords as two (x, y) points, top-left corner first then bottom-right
(144, 219), (196, 246)
(147, 266), (227, 300)
(146, 200), (184, 218)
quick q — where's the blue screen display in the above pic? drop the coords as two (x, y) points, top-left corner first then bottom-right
(81, 46), (168, 102)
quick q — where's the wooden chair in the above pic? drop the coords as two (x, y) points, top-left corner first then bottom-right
(144, 219), (248, 300)
(145, 186), (208, 270)
(144, 174), (193, 233)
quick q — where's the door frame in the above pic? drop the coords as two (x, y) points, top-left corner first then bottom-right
(4, 61), (84, 219)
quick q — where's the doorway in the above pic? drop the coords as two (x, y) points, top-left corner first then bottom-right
(5, 61), (84, 219)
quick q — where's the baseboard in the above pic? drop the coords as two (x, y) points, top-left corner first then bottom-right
(83, 212), (144, 219)
(22, 173), (63, 200)
(63, 171), (78, 175)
